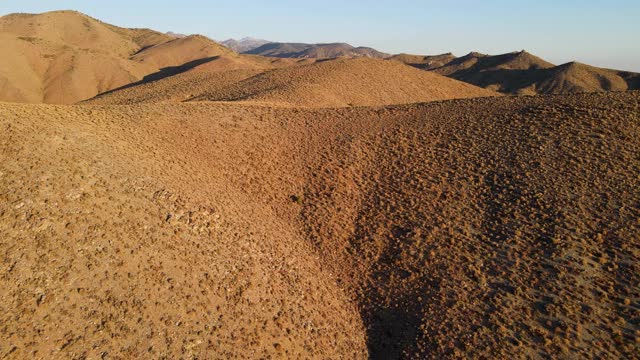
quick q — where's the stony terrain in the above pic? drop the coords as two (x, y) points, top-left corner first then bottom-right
(1, 91), (639, 359)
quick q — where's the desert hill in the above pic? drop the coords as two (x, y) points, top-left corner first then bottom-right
(529, 61), (637, 94)
(0, 11), (235, 104)
(0, 10), (638, 358)
(430, 50), (558, 94)
(0, 11), (174, 103)
(130, 35), (232, 69)
(185, 57), (498, 107)
(2, 10), (636, 105)
(0, 10), (172, 57)
(1, 91), (638, 358)
(411, 50), (640, 95)
(88, 57), (497, 107)
(244, 42), (390, 59)
(433, 50), (555, 76)
(388, 53), (456, 70)
(86, 55), (316, 105)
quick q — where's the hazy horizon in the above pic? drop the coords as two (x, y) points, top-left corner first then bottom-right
(2, 0), (639, 72)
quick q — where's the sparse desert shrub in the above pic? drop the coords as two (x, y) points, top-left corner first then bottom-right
(17, 36), (38, 43)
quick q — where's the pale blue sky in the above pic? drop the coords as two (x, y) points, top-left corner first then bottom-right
(1, 0), (639, 71)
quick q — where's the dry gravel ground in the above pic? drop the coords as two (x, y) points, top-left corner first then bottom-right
(1, 91), (639, 359)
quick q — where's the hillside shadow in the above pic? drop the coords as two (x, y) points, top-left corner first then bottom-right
(621, 72), (640, 89)
(92, 56), (220, 97)
(131, 44), (155, 56)
(366, 306), (420, 360)
(452, 68), (551, 93)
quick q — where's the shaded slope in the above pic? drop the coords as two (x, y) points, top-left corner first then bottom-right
(190, 57), (498, 107)
(296, 91), (640, 358)
(244, 42), (390, 59)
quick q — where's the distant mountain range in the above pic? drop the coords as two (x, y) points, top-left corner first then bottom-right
(220, 37), (271, 53)
(243, 42), (390, 59)
(222, 38), (390, 59)
(199, 37), (640, 96)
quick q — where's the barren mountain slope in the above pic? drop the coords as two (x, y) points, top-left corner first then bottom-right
(0, 11), (242, 104)
(0, 10), (167, 57)
(190, 57), (498, 107)
(431, 51), (640, 95)
(130, 35), (233, 69)
(296, 92), (640, 358)
(1, 91), (638, 359)
(0, 11), (178, 104)
(431, 51), (556, 94)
